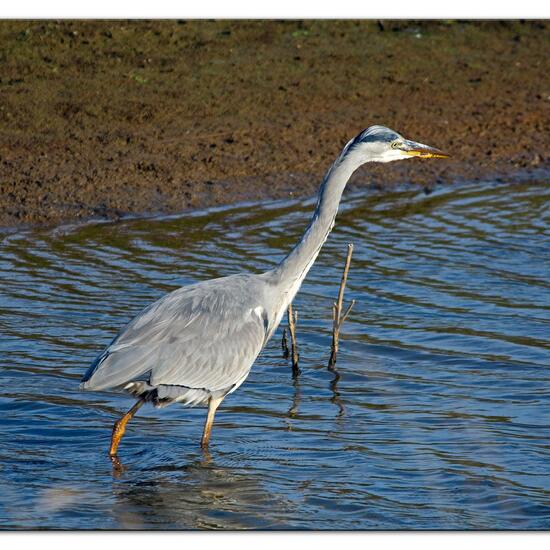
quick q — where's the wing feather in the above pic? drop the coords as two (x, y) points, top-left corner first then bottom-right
(81, 274), (268, 395)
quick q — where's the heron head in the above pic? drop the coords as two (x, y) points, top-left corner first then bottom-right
(347, 125), (450, 164)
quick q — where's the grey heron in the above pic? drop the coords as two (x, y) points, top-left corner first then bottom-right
(81, 125), (449, 456)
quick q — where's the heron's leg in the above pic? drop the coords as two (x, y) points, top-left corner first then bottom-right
(201, 395), (224, 449)
(109, 399), (145, 456)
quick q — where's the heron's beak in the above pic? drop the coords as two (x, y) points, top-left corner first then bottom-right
(402, 140), (450, 159)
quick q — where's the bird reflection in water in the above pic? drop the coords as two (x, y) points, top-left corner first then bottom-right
(110, 443), (214, 479)
(109, 452), (286, 529)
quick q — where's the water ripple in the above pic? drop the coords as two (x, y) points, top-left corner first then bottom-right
(1, 179), (549, 529)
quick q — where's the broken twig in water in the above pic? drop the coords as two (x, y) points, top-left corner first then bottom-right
(328, 243), (355, 370)
(287, 303), (300, 377)
(281, 328), (290, 359)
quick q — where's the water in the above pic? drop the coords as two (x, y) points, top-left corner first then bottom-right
(1, 180), (549, 529)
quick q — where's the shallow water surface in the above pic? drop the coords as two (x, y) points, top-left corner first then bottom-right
(1, 180), (549, 529)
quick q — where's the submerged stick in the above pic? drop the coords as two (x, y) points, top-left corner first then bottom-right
(328, 243), (355, 370)
(287, 303), (300, 377)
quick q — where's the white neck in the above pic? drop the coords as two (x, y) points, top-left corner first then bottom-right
(269, 147), (364, 309)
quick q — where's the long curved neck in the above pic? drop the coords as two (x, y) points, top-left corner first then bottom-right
(270, 147), (364, 299)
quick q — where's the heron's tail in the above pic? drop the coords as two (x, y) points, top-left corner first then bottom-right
(80, 345), (154, 391)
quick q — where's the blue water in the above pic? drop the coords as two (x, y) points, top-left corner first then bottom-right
(1, 180), (549, 529)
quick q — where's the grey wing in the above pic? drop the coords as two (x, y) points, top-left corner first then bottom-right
(81, 276), (268, 403)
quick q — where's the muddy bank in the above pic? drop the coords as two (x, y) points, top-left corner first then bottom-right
(0, 19), (549, 228)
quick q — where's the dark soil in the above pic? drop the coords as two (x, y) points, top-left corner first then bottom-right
(0, 20), (549, 228)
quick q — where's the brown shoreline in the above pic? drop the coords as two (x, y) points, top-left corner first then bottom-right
(0, 20), (549, 228)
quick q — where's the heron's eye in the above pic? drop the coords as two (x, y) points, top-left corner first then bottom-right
(391, 141), (400, 149)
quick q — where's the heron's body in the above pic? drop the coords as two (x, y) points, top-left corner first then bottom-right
(81, 125), (448, 456)
(83, 274), (269, 405)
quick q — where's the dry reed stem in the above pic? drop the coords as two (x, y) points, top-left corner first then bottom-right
(281, 328), (290, 359)
(287, 303), (300, 377)
(328, 243), (355, 370)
